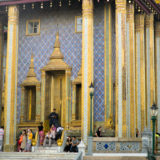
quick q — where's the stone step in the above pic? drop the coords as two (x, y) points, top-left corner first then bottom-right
(84, 157), (147, 160)
(0, 152), (78, 160)
(84, 153), (148, 160)
(33, 146), (59, 153)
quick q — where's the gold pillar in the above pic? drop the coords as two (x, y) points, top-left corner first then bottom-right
(126, 3), (135, 137)
(4, 5), (19, 152)
(41, 71), (46, 122)
(135, 14), (145, 133)
(65, 69), (71, 129)
(72, 85), (76, 121)
(20, 87), (25, 123)
(28, 89), (32, 120)
(145, 14), (155, 128)
(81, 0), (93, 143)
(115, 0), (127, 137)
(0, 18), (4, 127)
(104, 3), (113, 123)
(51, 75), (54, 111)
(155, 22), (160, 132)
(36, 84), (41, 122)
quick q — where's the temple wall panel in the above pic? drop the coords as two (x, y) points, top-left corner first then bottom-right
(6, 6), (107, 123)
(94, 5), (104, 122)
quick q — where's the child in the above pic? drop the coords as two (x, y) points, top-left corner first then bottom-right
(26, 129), (33, 152)
(20, 130), (26, 152)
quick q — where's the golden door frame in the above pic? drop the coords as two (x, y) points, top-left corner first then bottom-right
(40, 32), (72, 130)
(71, 67), (82, 129)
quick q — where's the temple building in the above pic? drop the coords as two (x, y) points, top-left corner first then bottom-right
(0, 0), (160, 152)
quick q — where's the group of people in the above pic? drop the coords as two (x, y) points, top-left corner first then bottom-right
(18, 129), (33, 152)
(64, 136), (79, 152)
(17, 108), (63, 151)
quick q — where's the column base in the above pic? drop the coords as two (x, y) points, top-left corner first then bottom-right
(4, 144), (16, 152)
(87, 136), (93, 155)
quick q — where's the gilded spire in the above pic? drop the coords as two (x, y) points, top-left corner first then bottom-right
(50, 32), (64, 59)
(21, 53), (39, 86)
(27, 54), (36, 77)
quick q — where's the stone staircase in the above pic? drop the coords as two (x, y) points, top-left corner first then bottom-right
(0, 152), (79, 160)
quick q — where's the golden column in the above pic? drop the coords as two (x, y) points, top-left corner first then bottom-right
(155, 22), (160, 132)
(145, 14), (155, 129)
(0, 18), (4, 127)
(135, 14), (145, 134)
(4, 5), (19, 152)
(81, 0), (93, 143)
(72, 85), (76, 121)
(104, 3), (113, 123)
(126, 3), (135, 137)
(115, 0), (127, 137)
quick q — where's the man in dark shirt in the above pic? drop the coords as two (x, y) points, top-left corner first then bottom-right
(49, 108), (59, 128)
(96, 126), (102, 137)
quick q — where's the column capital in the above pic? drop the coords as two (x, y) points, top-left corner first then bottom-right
(135, 14), (145, 31)
(115, 0), (126, 13)
(82, 0), (93, 16)
(8, 5), (19, 24)
(145, 13), (154, 27)
(127, 4), (134, 21)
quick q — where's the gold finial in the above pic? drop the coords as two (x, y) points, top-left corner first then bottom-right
(54, 32), (60, 48)
(21, 52), (39, 85)
(27, 53), (36, 77)
(49, 32), (64, 59)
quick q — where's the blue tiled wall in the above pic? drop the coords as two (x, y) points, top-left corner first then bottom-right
(8, 6), (106, 122)
(94, 6), (105, 121)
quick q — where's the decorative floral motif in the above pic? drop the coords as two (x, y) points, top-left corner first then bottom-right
(96, 142), (116, 151)
(120, 142), (140, 152)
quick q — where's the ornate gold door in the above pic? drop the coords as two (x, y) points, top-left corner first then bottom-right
(50, 74), (65, 126)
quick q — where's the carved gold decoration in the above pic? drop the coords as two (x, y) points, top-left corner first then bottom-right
(71, 68), (82, 128)
(21, 54), (39, 86)
(106, 115), (114, 129)
(19, 55), (40, 130)
(41, 32), (72, 130)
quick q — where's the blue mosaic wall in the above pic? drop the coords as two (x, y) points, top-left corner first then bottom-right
(94, 6), (105, 121)
(17, 8), (82, 122)
(8, 6), (106, 122)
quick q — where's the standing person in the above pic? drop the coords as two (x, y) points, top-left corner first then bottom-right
(49, 108), (59, 128)
(18, 132), (23, 152)
(95, 126), (102, 137)
(70, 136), (79, 152)
(38, 126), (45, 146)
(0, 126), (4, 151)
(26, 129), (33, 152)
(20, 130), (26, 152)
(56, 126), (63, 140)
(136, 128), (139, 137)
